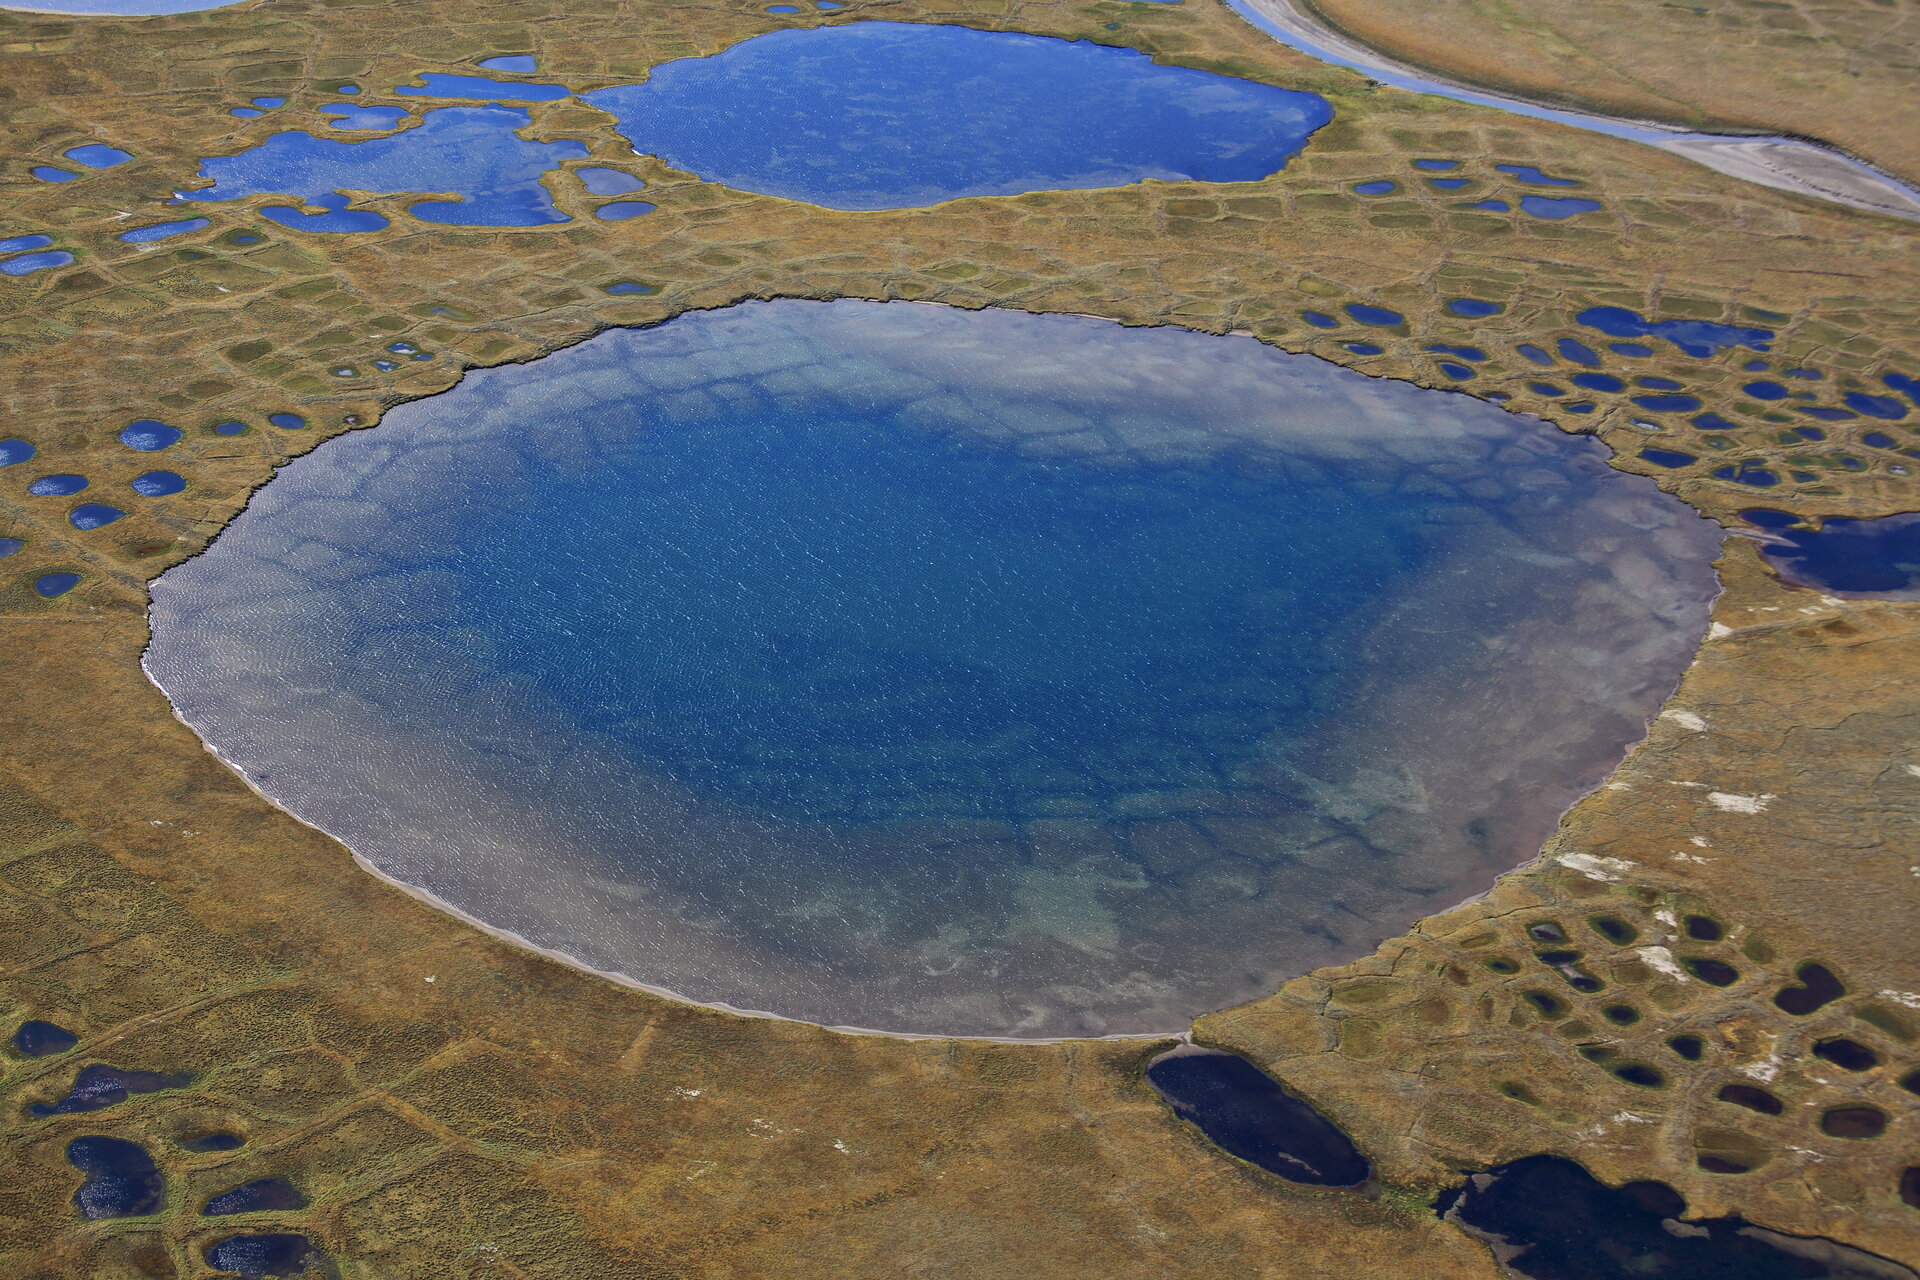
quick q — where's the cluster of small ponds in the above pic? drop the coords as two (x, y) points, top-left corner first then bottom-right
(9, 1019), (330, 1279)
(1351, 157), (1603, 219)
(1146, 1047), (1914, 1277)
(16, 1003), (1905, 1278)
(5, 29), (1913, 496)
(0, 413), (317, 597)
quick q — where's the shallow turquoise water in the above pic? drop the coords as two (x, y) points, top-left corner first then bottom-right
(146, 301), (1722, 1035)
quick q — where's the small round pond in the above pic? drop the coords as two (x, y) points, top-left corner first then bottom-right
(146, 300), (1723, 1037)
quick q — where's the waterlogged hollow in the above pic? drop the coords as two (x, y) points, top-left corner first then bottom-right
(146, 300), (1723, 1037)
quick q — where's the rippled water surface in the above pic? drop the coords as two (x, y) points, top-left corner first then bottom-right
(582, 22), (1332, 209)
(147, 300), (1722, 1036)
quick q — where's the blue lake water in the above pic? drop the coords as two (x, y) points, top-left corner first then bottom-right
(395, 73), (569, 101)
(65, 145), (131, 169)
(594, 200), (655, 220)
(1518, 195), (1602, 219)
(203, 1234), (328, 1279)
(577, 167), (647, 196)
(1744, 511), (1920, 599)
(0, 235), (52, 254)
(2, 252), (75, 277)
(119, 420), (181, 451)
(119, 218), (209, 243)
(184, 106), (588, 227)
(1440, 1155), (1917, 1280)
(31, 1063), (190, 1116)
(322, 104), (413, 131)
(203, 1177), (308, 1216)
(146, 300), (1722, 1036)
(1146, 1047), (1369, 1184)
(582, 23), (1333, 210)
(1576, 306), (1772, 357)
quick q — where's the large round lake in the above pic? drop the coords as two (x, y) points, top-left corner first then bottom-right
(147, 301), (1723, 1037)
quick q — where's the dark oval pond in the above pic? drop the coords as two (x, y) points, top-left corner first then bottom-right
(582, 22), (1333, 210)
(1146, 1046), (1368, 1185)
(145, 299), (1722, 1037)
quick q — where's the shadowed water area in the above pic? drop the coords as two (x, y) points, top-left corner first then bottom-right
(145, 300), (1722, 1036)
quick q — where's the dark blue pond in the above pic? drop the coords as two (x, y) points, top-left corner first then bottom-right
(34, 573), (79, 598)
(13, 1020), (78, 1057)
(1146, 1048), (1369, 1185)
(65, 145), (132, 169)
(480, 55), (538, 73)
(31, 167), (76, 183)
(28, 474), (88, 497)
(119, 218), (211, 244)
(0, 234), (52, 254)
(395, 72), (569, 101)
(68, 1136), (163, 1219)
(1576, 306), (1772, 358)
(1440, 1155), (1917, 1280)
(594, 200), (656, 221)
(262, 193), (390, 234)
(1520, 196), (1602, 219)
(577, 167), (647, 196)
(322, 104), (413, 131)
(582, 23), (1333, 210)
(2, 251), (74, 277)
(204, 1233), (327, 1279)
(1744, 511), (1920, 598)
(203, 1177), (308, 1215)
(0, 440), (38, 466)
(119, 421), (182, 451)
(70, 504), (126, 530)
(147, 300), (1721, 1036)
(1494, 163), (1577, 185)
(31, 1063), (192, 1116)
(132, 471), (188, 497)
(186, 105), (589, 227)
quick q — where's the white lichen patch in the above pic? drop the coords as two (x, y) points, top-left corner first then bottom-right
(1707, 791), (1774, 814)
(1559, 852), (1635, 881)
(1661, 709), (1708, 732)
(1635, 946), (1687, 981)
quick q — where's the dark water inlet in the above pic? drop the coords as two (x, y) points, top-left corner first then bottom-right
(1440, 1155), (1917, 1280)
(1739, 510), (1920, 599)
